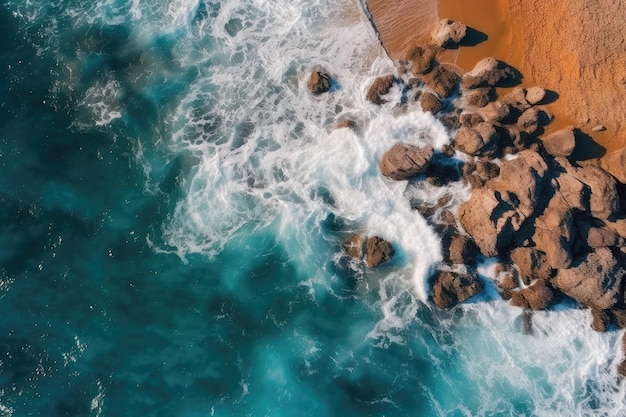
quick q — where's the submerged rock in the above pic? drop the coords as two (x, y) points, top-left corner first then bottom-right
(366, 236), (395, 268)
(343, 233), (365, 260)
(431, 270), (483, 309)
(307, 71), (331, 95)
(380, 143), (434, 180)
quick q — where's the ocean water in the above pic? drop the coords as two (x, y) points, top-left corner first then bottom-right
(1, 0), (626, 416)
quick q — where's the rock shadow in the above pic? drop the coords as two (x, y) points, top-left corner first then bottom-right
(459, 27), (488, 47)
(497, 63), (523, 88)
(538, 89), (559, 105)
(570, 129), (607, 160)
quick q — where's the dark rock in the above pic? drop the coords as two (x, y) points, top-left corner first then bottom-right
(461, 57), (515, 89)
(380, 143), (434, 180)
(431, 19), (467, 48)
(542, 128), (576, 157)
(439, 226), (478, 265)
(420, 92), (443, 114)
(440, 209), (456, 225)
(431, 270), (484, 309)
(441, 144), (456, 157)
(510, 280), (554, 311)
(308, 71), (331, 95)
(366, 236), (395, 268)
(440, 114), (462, 131)
(366, 75), (396, 105)
(552, 247), (626, 310)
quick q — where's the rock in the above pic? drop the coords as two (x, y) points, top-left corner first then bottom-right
(542, 128), (576, 157)
(502, 87), (531, 114)
(431, 270), (483, 309)
(460, 113), (484, 128)
(568, 163), (620, 219)
(552, 169), (586, 211)
(592, 125), (606, 132)
(380, 143), (434, 180)
(517, 107), (541, 135)
(439, 226), (478, 265)
(461, 57), (515, 89)
(601, 148), (626, 184)
(457, 188), (517, 256)
(465, 87), (495, 108)
(552, 247), (626, 310)
(421, 65), (459, 98)
(454, 123), (500, 157)
(590, 308), (610, 332)
(308, 71), (331, 95)
(440, 113), (461, 131)
(577, 219), (623, 248)
(441, 144), (455, 157)
(406, 46), (436, 75)
(343, 234), (365, 259)
(440, 209), (456, 225)
(490, 150), (550, 219)
(335, 119), (356, 130)
(420, 92), (443, 114)
(533, 206), (575, 269)
(366, 75), (396, 105)
(431, 19), (467, 48)
(462, 160), (499, 189)
(510, 247), (553, 285)
(510, 280), (554, 311)
(482, 101), (514, 124)
(525, 86), (546, 105)
(366, 236), (395, 268)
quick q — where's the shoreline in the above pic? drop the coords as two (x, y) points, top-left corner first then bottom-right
(365, 0), (626, 152)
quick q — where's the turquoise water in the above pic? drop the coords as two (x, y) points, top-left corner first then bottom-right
(1, 0), (626, 415)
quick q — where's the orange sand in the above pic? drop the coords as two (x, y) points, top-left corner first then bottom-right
(366, 0), (626, 151)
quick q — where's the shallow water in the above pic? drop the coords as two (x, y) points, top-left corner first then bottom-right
(1, 0), (625, 416)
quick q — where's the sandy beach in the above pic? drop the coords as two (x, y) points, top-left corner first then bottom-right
(367, 0), (626, 151)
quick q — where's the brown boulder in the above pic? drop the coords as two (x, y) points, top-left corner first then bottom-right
(465, 87), (495, 108)
(421, 65), (459, 98)
(366, 75), (396, 105)
(420, 92), (443, 114)
(407, 46), (436, 75)
(601, 148), (626, 184)
(590, 308), (610, 332)
(462, 160), (500, 189)
(431, 19), (467, 48)
(461, 57), (515, 89)
(380, 143), (434, 180)
(431, 270), (484, 309)
(510, 280), (554, 311)
(542, 128), (576, 157)
(533, 206), (575, 269)
(576, 219), (623, 248)
(567, 163), (620, 219)
(552, 247), (626, 310)
(501, 87), (531, 114)
(517, 107), (541, 135)
(308, 71), (331, 95)
(460, 113), (484, 128)
(525, 86), (546, 105)
(366, 236), (395, 268)
(454, 123), (500, 157)
(439, 227), (478, 265)
(482, 101), (514, 124)
(510, 247), (553, 285)
(457, 188), (517, 256)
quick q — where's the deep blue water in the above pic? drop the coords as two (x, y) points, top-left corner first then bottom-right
(1, 1), (626, 416)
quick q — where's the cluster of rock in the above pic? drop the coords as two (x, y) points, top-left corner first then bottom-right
(342, 234), (395, 268)
(307, 18), (626, 375)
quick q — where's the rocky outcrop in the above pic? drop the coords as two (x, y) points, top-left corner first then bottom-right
(407, 45), (436, 75)
(601, 148), (626, 184)
(454, 122), (500, 157)
(420, 92), (442, 114)
(366, 236), (395, 268)
(525, 86), (546, 105)
(431, 19), (467, 48)
(510, 280), (554, 310)
(461, 57), (515, 89)
(421, 65), (459, 98)
(343, 234), (365, 259)
(465, 87), (495, 108)
(542, 128), (576, 157)
(380, 143), (434, 180)
(552, 248), (626, 310)
(308, 70), (331, 95)
(510, 247), (552, 284)
(431, 270), (483, 309)
(437, 225), (478, 265)
(366, 75), (396, 104)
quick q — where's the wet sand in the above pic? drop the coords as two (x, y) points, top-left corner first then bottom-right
(366, 0), (626, 151)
